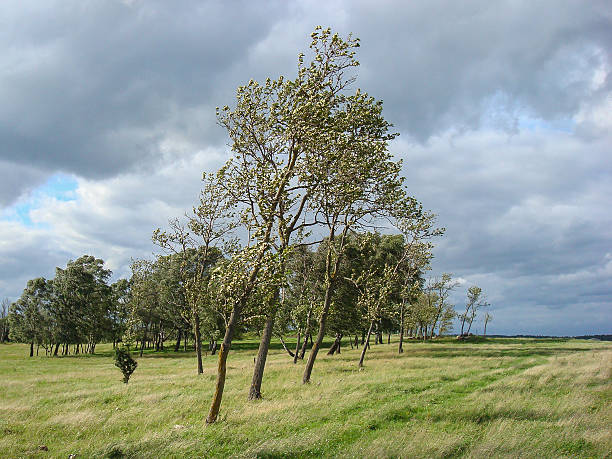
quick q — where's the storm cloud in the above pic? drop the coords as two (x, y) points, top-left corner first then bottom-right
(1, 0), (610, 335)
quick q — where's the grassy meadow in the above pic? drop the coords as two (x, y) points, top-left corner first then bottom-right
(1, 337), (611, 458)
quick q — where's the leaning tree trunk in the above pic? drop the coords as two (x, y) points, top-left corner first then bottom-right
(194, 312), (203, 374)
(293, 332), (301, 364)
(278, 334), (295, 358)
(358, 320), (376, 367)
(249, 289), (279, 400)
(298, 307), (313, 360)
(302, 281), (335, 384)
(206, 306), (240, 424)
(248, 315), (274, 399)
(398, 301), (405, 354)
(327, 333), (342, 355)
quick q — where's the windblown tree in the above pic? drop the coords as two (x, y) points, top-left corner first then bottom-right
(301, 112), (408, 382)
(153, 173), (234, 374)
(394, 211), (444, 352)
(9, 278), (50, 356)
(51, 255), (112, 355)
(484, 311), (493, 336)
(427, 273), (458, 339)
(206, 27), (376, 421)
(459, 285), (489, 336)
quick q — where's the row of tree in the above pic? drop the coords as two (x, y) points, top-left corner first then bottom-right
(7, 256), (129, 357)
(5, 28), (492, 424)
(145, 27), (490, 423)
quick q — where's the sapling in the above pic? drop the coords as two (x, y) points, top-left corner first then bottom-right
(114, 346), (138, 384)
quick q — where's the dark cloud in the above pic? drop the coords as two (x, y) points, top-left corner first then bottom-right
(0, 0), (289, 203)
(0, 0), (610, 335)
(343, 0), (612, 140)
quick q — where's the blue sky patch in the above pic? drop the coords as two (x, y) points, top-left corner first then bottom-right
(1, 174), (78, 227)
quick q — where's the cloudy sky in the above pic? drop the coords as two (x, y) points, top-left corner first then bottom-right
(1, 0), (610, 335)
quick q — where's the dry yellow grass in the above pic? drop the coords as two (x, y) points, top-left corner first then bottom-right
(0, 338), (610, 458)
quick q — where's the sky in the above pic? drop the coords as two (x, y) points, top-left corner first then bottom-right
(1, 0), (610, 336)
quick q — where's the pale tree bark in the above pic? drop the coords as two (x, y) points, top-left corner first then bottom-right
(358, 320), (376, 367)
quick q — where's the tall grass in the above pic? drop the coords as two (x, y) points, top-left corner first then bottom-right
(1, 337), (610, 458)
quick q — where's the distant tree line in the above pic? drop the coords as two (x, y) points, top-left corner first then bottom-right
(7, 256), (128, 357)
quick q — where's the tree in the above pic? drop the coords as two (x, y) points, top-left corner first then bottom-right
(459, 285), (489, 336)
(484, 311), (492, 336)
(205, 26), (367, 421)
(109, 279), (130, 348)
(8, 278), (50, 356)
(427, 274), (458, 339)
(394, 210), (444, 353)
(0, 298), (10, 343)
(153, 176), (233, 375)
(299, 52), (408, 382)
(114, 346), (138, 384)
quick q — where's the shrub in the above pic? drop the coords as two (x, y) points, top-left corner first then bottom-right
(114, 347), (137, 384)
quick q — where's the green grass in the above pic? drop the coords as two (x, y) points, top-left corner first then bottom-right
(1, 337), (610, 458)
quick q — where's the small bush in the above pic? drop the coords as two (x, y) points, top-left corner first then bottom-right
(114, 347), (137, 384)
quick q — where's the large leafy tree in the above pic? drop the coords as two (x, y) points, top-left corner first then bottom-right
(153, 173), (234, 374)
(51, 255), (112, 354)
(205, 26), (367, 421)
(9, 278), (51, 356)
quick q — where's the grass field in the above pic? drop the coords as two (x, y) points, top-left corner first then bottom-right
(1, 337), (610, 458)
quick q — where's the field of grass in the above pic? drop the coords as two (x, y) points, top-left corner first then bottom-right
(1, 337), (610, 458)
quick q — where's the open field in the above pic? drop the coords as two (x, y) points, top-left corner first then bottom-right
(1, 337), (611, 458)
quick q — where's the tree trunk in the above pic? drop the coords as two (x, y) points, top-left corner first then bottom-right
(211, 340), (217, 355)
(206, 306), (240, 424)
(327, 333), (342, 355)
(140, 322), (148, 357)
(298, 308), (312, 360)
(358, 320), (376, 367)
(174, 329), (182, 352)
(278, 334), (295, 358)
(29, 341), (34, 357)
(303, 281), (335, 384)
(299, 333), (309, 360)
(194, 312), (203, 374)
(398, 301), (405, 354)
(249, 314), (275, 400)
(293, 332), (301, 364)
(354, 335), (359, 349)
(388, 333), (391, 344)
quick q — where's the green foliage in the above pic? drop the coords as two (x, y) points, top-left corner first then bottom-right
(113, 346), (137, 384)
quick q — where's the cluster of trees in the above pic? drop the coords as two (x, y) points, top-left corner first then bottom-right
(146, 27), (462, 422)
(7, 256), (128, 357)
(4, 28), (492, 423)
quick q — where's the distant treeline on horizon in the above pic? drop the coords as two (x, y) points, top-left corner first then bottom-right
(486, 334), (612, 341)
